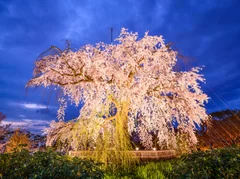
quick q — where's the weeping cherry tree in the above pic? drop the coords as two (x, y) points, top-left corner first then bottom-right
(27, 28), (209, 167)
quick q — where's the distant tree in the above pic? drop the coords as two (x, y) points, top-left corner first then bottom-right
(0, 112), (6, 123)
(30, 133), (46, 151)
(0, 112), (10, 153)
(198, 110), (240, 149)
(5, 129), (31, 153)
(27, 28), (209, 151)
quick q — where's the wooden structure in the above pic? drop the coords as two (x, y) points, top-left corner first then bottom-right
(69, 150), (176, 161)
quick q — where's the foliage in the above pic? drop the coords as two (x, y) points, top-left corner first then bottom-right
(198, 109), (240, 149)
(47, 101), (138, 171)
(0, 147), (239, 178)
(0, 149), (104, 179)
(175, 133), (194, 155)
(103, 160), (174, 179)
(0, 113), (6, 123)
(0, 112), (10, 153)
(104, 147), (240, 179)
(5, 129), (31, 153)
(173, 147), (240, 179)
(135, 161), (173, 179)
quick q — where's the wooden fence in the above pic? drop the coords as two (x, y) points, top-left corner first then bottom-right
(69, 150), (176, 161)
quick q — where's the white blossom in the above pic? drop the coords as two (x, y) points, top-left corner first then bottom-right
(27, 28), (209, 148)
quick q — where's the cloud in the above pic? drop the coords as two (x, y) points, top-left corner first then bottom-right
(8, 101), (54, 110)
(2, 118), (51, 134)
(22, 103), (47, 109)
(1, 100), (57, 132)
(59, 0), (172, 44)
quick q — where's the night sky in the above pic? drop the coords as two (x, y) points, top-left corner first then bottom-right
(0, 0), (240, 133)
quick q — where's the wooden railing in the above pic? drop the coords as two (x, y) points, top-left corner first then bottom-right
(69, 150), (176, 160)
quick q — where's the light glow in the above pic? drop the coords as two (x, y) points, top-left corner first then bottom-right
(27, 28), (209, 149)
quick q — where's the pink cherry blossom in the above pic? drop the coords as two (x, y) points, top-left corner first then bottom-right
(27, 28), (209, 149)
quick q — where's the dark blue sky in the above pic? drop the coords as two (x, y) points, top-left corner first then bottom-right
(0, 0), (240, 133)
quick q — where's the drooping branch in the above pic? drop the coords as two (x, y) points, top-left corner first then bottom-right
(27, 28), (209, 149)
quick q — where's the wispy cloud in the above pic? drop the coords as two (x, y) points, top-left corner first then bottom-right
(8, 101), (53, 110)
(22, 103), (48, 109)
(2, 118), (51, 134)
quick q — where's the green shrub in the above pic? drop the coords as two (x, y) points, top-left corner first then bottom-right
(3, 147), (238, 179)
(0, 149), (104, 179)
(172, 147), (240, 179)
(135, 161), (173, 179)
(103, 161), (174, 179)
(104, 147), (240, 179)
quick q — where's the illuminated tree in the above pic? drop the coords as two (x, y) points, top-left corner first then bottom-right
(5, 129), (31, 153)
(27, 28), (209, 150)
(198, 110), (240, 149)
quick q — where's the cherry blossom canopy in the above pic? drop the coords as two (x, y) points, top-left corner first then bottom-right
(27, 28), (209, 148)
